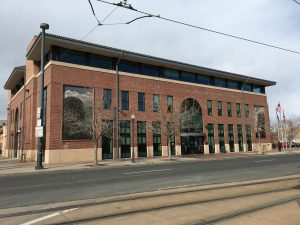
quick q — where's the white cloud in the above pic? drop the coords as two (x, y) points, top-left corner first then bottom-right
(0, 0), (299, 122)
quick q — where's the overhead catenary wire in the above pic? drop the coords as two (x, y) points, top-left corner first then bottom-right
(96, 0), (300, 55)
(291, 0), (300, 5)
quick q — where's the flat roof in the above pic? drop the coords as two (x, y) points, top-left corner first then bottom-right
(26, 32), (276, 87)
(4, 66), (25, 90)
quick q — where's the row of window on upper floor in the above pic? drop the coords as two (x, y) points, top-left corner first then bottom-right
(49, 46), (265, 94)
(207, 100), (251, 118)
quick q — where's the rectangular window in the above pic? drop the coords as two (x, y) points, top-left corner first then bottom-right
(244, 104), (249, 118)
(217, 101), (222, 116)
(101, 120), (113, 159)
(153, 94), (160, 112)
(227, 80), (239, 90)
(207, 100), (213, 116)
(181, 72), (196, 82)
(167, 96), (173, 112)
(90, 54), (112, 70)
(197, 74), (210, 85)
(253, 85), (262, 93)
(236, 103), (241, 117)
(215, 78), (226, 88)
(246, 125), (252, 151)
(103, 89), (112, 109)
(218, 124), (225, 153)
(153, 122), (162, 156)
(137, 121), (147, 157)
(228, 124), (235, 152)
(58, 48), (87, 66)
(119, 60), (138, 74)
(63, 86), (93, 140)
(237, 124), (243, 151)
(227, 102), (232, 117)
(164, 69), (180, 80)
(242, 83), (252, 92)
(121, 91), (129, 110)
(138, 92), (145, 112)
(140, 64), (159, 77)
(254, 106), (266, 138)
(120, 121), (131, 158)
(207, 123), (215, 153)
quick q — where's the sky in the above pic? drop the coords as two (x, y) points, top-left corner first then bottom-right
(0, 0), (299, 122)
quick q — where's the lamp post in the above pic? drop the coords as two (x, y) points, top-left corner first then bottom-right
(36, 23), (49, 170)
(131, 113), (135, 163)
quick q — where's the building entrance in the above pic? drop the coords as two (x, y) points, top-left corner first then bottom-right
(181, 135), (204, 154)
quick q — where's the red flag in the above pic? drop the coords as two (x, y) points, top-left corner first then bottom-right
(275, 102), (281, 113)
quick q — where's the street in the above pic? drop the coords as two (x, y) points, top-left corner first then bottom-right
(0, 153), (299, 209)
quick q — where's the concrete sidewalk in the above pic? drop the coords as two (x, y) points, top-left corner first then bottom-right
(0, 149), (299, 176)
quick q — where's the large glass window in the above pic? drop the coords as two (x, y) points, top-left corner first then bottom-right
(207, 100), (213, 116)
(120, 121), (131, 158)
(103, 89), (112, 109)
(119, 60), (138, 74)
(228, 80), (239, 89)
(167, 96), (173, 112)
(140, 64), (159, 77)
(207, 123), (215, 153)
(90, 54), (112, 70)
(102, 120), (113, 159)
(181, 72), (196, 82)
(237, 124), (243, 151)
(227, 102), (232, 117)
(164, 69), (179, 80)
(197, 74), (210, 85)
(58, 48), (87, 66)
(121, 91), (129, 110)
(215, 78), (226, 88)
(217, 101), (222, 116)
(63, 86), (93, 140)
(254, 106), (266, 138)
(153, 94), (160, 112)
(253, 85), (262, 93)
(236, 103), (241, 117)
(153, 122), (162, 156)
(228, 124), (234, 152)
(218, 124), (225, 153)
(138, 92), (145, 112)
(242, 83), (252, 92)
(137, 121), (147, 157)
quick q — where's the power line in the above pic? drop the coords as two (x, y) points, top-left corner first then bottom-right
(88, 0), (101, 25)
(291, 0), (300, 5)
(96, 0), (300, 55)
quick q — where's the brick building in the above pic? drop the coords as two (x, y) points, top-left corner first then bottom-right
(4, 33), (276, 164)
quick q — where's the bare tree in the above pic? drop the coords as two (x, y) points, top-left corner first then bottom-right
(286, 116), (300, 146)
(64, 88), (114, 165)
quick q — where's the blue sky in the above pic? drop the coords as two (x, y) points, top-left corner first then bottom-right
(0, 0), (299, 122)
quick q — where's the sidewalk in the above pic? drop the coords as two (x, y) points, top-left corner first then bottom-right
(0, 149), (299, 176)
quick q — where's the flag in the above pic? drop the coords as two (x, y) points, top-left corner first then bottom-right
(283, 110), (286, 123)
(275, 102), (281, 113)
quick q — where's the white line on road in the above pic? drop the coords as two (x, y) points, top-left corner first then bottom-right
(20, 208), (78, 225)
(123, 168), (173, 175)
(253, 159), (276, 163)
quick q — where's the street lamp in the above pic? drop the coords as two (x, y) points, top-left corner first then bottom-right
(241, 77), (250, 152)
(131, 113), (135, 163)
(36, 23), (49, 170)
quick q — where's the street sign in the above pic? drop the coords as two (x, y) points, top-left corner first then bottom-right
(35, 126), (43, 138)
(37, 108), (41, 119)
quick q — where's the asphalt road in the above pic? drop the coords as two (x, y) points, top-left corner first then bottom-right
(0, 154), (299, 209)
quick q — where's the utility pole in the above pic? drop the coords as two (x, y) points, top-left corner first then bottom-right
(36, 23), (49, 170)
